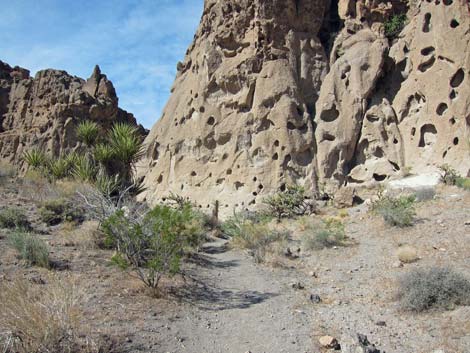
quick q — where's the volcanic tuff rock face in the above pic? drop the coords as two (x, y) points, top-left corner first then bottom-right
(0, 62), (141, 164)
(139, 0), (470, 211)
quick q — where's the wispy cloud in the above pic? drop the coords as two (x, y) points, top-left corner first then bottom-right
(0, 0), (203, 128)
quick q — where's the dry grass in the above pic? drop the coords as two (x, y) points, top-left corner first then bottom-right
(59, 221), (101, 249)
(0, 275), (114, 353)
(397, 245), (419, 263)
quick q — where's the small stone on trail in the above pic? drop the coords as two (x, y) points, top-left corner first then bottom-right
(291, 282), (305, 290)
(375, 321), (386, 327)
(319, 335), (339, 349)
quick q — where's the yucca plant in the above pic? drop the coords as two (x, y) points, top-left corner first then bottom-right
(72, 155), (97, 182)
(76, 121), (100, 148)
(48, 157), (71, 180)
(95, 173), (121, 196)
(108, 123), (144, 181)
(22, 149), (48, 170)
(93, 143), (116, 171)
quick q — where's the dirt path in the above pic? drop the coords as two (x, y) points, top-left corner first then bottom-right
(154, 238), (314, 353)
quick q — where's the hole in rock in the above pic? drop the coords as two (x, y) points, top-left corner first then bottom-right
(253, 177), (257, 182)
(258, 184), (264, 190)
(450, 69), (464, 88)
(191, 171), (197, 176)
(419, 124), (438, 147)
(252, 192), (258, 196)
(443, 150), (448, 158)
(420, 47), (435, 56)
(373, 147), (384, 158)
(411, 127), (416, 136)
(393, 138), (399, 144)
(418, 56), (435, 72)
(320, 105), (339, 122)
(222, 153), (228, 160)
(272, 153), (279, 160)
(389, 160), (400, 171)
(280, 184), (286, 192)
(207, 116), (215, 125)
(287, 122), (296, 130)
(373, 173), (387, 182)
(199, 106), (205, 113)
(436, 103), (448, 116)
(157, 174), (163, 183)
(449, 117), (456, 125)
(443, 0), (453, 4)
(450, 19), (459, 28)
(323, 133), (336, 142)
(226, 169), (232, 175)
(449, 90), (457, 100)
(423, 13), (431, 33)
(274, 140), (280, 147)
(453, 137), (459, 145)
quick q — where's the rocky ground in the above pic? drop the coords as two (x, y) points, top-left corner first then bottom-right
(0, 176), (469, 353)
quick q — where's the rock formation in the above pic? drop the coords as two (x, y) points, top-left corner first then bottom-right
(137, 0), (470, 211)
(0, 61), (142, 164)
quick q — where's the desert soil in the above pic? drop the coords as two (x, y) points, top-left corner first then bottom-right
(1, 178), (470, 353)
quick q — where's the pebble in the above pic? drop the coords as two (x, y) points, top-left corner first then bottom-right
(318, 335), (339, 349)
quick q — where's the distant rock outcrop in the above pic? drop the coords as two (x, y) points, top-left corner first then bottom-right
(135, 0), (469, 211)
(0, 61), (142, 164)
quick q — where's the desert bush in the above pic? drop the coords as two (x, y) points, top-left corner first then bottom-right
(0, 161), (16, 183)
(371, 194), (416, 227)
(38, 198), (84, 226)
(456, 177), (470, 190)
(8, 231), (50, 268)
(439, 164), (460, 185)
(0, 276), (108, 353)
(263, 185), (315, 222)
(0, 207), (30, 229)
(384, 13), (407, 38)
(102, 204), (204, 293)
(229, 221), (289, 263)
(398, 267), (470, 311)
(302, 217), (346, 250)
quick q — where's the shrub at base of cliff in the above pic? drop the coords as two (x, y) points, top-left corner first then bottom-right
(102, 204), (205, 296)
(371, 195), (416, 227)
(301, 218), (346, 250)
(398, 267), (470, 312)
(0, 207), (30, 230)
(7, 231), (50, 268)
(263, 185), (316, 222)
(384, 13), (407, 38)
(38, 198), (84, 226)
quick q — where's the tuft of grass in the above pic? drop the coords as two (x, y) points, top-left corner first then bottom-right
(38, 198), (84, 226)
(398, 267), (470, 311)
(0, 276), (110, 353)
(22, 149), (48, 170)
(8, 231), (50, 268)
(0, 207), (30, 229)
(0, 161), (16, 183)
(301, 217), (346, 250)
(371, 194), (416, 227)
(439, 164), (460, 185)
(456, 177), (470, 191)
(229, 221), (289, 263)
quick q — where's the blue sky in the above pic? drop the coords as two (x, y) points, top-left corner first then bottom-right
(0, 0), (204, 128)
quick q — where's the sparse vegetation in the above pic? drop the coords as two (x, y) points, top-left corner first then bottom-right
(0, 276), (107, 353)
(8, 231), (50, 268)
(38, 198), (84, 226)
(263, 185), (315, 222)
(22, 149), (48, 171)
(371, 194), (416, 227)
(76, 120), (100, 147)
(227, 216), (289, 263)
(301, 217), (346, 250)
(397, 245), (419, 263)
(384, 13), (407, 38)
(439, 164), (470, 190)
(0, 161), (16, 184)
(0, 207), (30, 229)
(398, 267), (470, 311)
(102, 203), (205, 294)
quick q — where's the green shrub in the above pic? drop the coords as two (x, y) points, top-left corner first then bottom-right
(0, 207), (30, 229)
(72, 155), (97, 182)
(439, 164), (460, 185)
(102, 204), (205, 293)
(76, 121), (100, 147)
(398, 267), (470, 311)
(0, 161), (16, 182)
(456, 177), (470, 190)
(384, 13), (407, 38)
(302, 217), (346, 250)
(263, 185), (315, 222)
(38, 198), (83, 226)
(372, 194), (416, 227)
(229, 220), (289, 263)
(8, 231), (50, 268)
